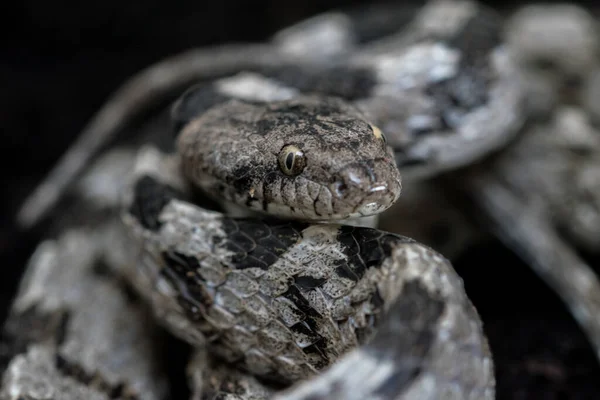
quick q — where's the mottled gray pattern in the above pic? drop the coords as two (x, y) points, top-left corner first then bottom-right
(276, 247), (493, 400)
(9, 1), (504, 399)
(176, 94), (401, 221)
(347, 0), (525, 179)
(1, 227), (168, 400)
(121, 147), (492, 399)
(14, 1), (600, 399)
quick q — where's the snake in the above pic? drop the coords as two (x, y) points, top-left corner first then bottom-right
(15, 1), (529, 399)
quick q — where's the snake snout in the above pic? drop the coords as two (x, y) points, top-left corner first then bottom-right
(330, 162), (401, 217)
(358, 180), (401, 216)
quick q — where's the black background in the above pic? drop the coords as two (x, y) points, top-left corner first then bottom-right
(2, 1), (600, 398)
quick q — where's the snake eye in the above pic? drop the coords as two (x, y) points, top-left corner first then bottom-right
(278, 144), (306, 176)
(370, 124), (387, 144)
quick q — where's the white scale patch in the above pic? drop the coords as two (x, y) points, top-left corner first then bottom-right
(76, 148), (137, 209)
(216, 72), (299, 103)
(14, 232), (99, 314)
(370, 43), (460, 95)
(158, 200), (227, 255)
(128, 146), (188, 198)
(401, 45), (525, 172)
(376, 242), (459, 308)
(265, 225), (347, 280)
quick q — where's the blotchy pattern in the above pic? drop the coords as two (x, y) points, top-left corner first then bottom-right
(9, 1), (600, 399)
(9, 1), (529, 399)
(121, 148), (493, 399)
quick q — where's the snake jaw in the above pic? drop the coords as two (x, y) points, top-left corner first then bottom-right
(356, 201), (387, 217)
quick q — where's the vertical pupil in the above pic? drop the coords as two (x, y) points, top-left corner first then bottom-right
(285, 152), (295, 171)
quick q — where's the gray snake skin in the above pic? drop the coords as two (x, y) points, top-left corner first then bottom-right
(18, 0), (596, 399)
(122, 147), (492, 399)
(111, 1), (514, 395)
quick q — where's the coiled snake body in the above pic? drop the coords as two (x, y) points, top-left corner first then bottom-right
(14, 1), (531, 399)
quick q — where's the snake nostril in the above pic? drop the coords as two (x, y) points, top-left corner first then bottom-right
(332, 181), (349, 198)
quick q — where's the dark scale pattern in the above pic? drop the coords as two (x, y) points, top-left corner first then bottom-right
(334, 225), (412, 281)
(281, 285), (329, 366)
(416, 7), (502, 136)
(215, 220), (415, 369)
(425, 66), (491, 131)
(220, 218), (331, 367)
(3, 1), (600, 399)
(220, 218), (308, 270)
(255, 98), (368, 137)
(293, 275), (326, 290)
(128, 176), (184, 231)
(161, 250), (213, 321)
(263, 65), (378, 101)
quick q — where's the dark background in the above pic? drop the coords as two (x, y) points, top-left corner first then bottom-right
(2, 1), (600, 398)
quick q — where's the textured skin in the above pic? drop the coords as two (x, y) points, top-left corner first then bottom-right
(175, 95), (401, 221)
(21, 1), (600, 399)
(122, 148), (493, 399)
(10, 1), (508, 399)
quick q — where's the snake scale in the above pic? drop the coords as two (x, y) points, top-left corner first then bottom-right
(12, 0), (599, 399)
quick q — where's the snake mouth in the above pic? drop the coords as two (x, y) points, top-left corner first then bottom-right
(329, 168), (402, 219)
(356, 200), (389, 216)
(354, 182), (401, 217)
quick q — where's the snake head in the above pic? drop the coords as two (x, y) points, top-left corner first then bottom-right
(176, 94), (401, 221)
